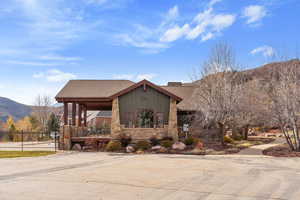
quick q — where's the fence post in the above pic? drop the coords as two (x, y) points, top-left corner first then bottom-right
(21, 130), (24, 152)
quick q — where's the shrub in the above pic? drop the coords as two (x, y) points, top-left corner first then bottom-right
(150, 136), (160, 146)
(105, 141), (122, 152)
(232, 134), (243, 141)
(136, 140), (151, 150)
(224, 135), (234, 144)
(119, 134), (132, 147)
(184, 137), (200, 146)
(162, 136), (173, 141)
(161, 140), (173, 148)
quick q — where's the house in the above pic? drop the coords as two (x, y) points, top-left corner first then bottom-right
(55, 79), (196, 149)
(87, 111), (112, 130)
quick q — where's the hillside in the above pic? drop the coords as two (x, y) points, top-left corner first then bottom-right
(0, 97), (32, 122)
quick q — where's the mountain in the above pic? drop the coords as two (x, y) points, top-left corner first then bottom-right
(0, 97), (32, 122)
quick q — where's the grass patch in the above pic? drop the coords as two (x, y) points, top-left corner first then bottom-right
(0, 151), (56, 158)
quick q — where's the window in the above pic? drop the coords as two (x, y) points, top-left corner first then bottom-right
(137, 109), (154, 128)
(155, 112), (164, 128)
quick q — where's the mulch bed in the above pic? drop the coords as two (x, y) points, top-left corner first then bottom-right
(263, 144), (300, 157)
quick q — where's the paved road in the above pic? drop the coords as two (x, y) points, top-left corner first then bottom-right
(0, 152), (300, 200)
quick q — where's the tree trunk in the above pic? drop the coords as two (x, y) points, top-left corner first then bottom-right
(243, 125), (249, 140)
(218, 122), (225, 146)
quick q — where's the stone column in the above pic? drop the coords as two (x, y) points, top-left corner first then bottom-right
(168, 98), (178, 142)
(111, 98), (121, 139)
(63, 125), (72, 150)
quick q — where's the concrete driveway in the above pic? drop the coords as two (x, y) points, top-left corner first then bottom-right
(0, 152), (299, 200)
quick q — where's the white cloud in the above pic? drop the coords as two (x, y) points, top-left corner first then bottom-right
(162, 5), (235, 42)
(242, 5), (267, 24)
(113, 74), (135, 80)
(39, 55), (82, 61)
(201, 32), (214, 41)
(166, 5), (179, 20)
(5, 60), (60, 66)
(160, 24), (190, 42)
(136, 73), (157, 81)
(112, 74), (157, 81)
(208, 0), (222, 7)
(33, 69), (76, 82)
(251, 45), (275, 57)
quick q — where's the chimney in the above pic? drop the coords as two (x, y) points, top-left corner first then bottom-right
(167, 82), (182, 87)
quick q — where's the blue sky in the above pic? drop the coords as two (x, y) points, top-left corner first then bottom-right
(0, 0), (299, 105)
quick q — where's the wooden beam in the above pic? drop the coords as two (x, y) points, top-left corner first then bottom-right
(63, 102), (68, 125)
(72, 103), (76, 126)
(78, 104), (82, 127)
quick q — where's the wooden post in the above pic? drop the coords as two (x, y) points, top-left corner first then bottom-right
(84, 106), (87, 127)
(78, 104), (82, 127)
(72, 103), (76, 126)
(64, 102), (68, 125)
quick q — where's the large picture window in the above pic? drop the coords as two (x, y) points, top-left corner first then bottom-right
(123, 110), (165, 128)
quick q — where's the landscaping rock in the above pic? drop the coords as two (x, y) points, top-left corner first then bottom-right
(72, 143), (82, 151)
(126, 145), (135, 153)
(151, 145), (162, 151)
(194, 141), (204, 150)
(136, 150), (145, 154)
(172, 142), (186, 150)
(190, 148), (206, 155)
(157, 147), (168, 153)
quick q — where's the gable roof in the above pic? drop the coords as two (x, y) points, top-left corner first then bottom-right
(110, 79), (183, 101)
(162, 85), (197, 111)
(56, 80), (135, 99)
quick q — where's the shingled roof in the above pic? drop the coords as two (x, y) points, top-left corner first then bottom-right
(56, 80), (135, 99)
(55, 79), (197, 111)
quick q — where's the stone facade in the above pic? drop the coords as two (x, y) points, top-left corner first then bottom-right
(111, 97), (121, 139)
(120, 127), (168, 141)
(168, 98), (179, 141)
(60, 125), (88, 150)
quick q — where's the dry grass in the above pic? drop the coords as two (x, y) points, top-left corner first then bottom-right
(0, 151), (56, 158)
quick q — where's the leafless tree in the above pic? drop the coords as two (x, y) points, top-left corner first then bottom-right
(32, 95), (53, 133)
(192, 42), (244, 145)
(266, 59), (300, 151)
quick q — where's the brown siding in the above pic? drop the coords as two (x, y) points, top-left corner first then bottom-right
(119, 86), (170, 125)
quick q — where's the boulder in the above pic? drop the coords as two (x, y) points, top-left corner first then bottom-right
(151, 145), (162, 151)
(126, 145), (135, 153)
(172, 142), (186, 150)
(72, 143), (82, 151)
(136, 150), (145, 154)
(194, 141), (204, 150)
(157, 147), (168, 153)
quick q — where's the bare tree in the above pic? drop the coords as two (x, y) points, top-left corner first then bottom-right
(32, 95), (53, 133)
(266, 59), (300, 151)
(192, 42), (243, 145)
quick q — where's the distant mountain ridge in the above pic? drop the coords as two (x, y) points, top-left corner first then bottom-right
(0, 97), (32, 122)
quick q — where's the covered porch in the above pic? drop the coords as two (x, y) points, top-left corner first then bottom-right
(57, 98), (113, 150)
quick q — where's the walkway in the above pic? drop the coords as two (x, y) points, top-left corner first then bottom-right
(238, 138), (285, 155)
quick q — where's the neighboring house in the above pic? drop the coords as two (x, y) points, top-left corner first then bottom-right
(87, 111), (112, 129)
(55, 79), (196, 145)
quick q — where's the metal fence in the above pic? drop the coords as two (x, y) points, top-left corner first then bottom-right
(0, 131), (59, 151)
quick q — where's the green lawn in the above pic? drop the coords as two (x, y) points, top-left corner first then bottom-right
(0, 151), (56, 158)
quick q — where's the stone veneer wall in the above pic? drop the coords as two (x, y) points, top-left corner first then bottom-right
(120, 127), (168, 141)
(111, 97), (121, 139)
(168, 98), (179, 141)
